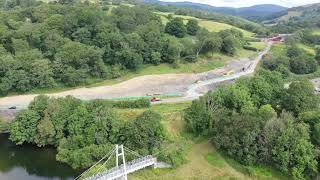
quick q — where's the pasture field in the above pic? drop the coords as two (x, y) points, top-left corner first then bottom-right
(156, 12), (254, 37)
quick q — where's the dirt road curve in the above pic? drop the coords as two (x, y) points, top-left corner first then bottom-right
(0, 42), (272, 119)
(158, 41), (273, 104)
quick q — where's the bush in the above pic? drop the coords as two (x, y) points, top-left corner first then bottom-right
(289, 55), (317, 74)
(155, 140), (190, 167)
(243, 45), (258, 52)
(111, 98), (151, 108)
(90, 99), (151, 109)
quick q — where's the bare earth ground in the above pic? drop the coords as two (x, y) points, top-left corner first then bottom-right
(0, 42), (272, 120)
(0, 59), (251, 109)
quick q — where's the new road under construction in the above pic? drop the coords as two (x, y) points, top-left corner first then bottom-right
(0, 42), (273, 120)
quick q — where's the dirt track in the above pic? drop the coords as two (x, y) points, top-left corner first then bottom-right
(0, 42), (272, 120)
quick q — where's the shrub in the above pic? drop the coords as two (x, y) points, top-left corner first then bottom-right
(243, 45), (258, 52)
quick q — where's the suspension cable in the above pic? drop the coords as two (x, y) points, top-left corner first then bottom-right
(151, 142), (179, 156)
(88, 149), (116, 178)
(74, 147), (116, 180)
(124, 146), (142, 158)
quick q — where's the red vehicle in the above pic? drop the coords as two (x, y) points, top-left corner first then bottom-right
(150, 97), (161, 102)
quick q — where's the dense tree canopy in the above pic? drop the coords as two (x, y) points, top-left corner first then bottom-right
(186, 19), (200, 36)
(184, 69), (320, 179)
(165, 17), (187, 38)
(10, 96), (166, 169)
(0, 1), (247, 95)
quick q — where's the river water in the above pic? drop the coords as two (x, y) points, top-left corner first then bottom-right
(0, 134), (78, 180)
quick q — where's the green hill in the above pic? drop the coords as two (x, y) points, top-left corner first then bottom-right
(156, 12), (254, 37)
(264, 3), (320, 33)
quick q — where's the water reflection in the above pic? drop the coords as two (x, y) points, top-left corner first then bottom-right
(0, 134), (78, 180)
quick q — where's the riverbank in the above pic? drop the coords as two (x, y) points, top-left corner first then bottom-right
(0, 117), (9, 134)
(0, 134), (78, 180)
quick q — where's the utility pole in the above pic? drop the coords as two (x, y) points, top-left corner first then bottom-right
(116, 144), (127, 180)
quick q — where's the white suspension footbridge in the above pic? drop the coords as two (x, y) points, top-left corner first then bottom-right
(75, 145), (170, 180)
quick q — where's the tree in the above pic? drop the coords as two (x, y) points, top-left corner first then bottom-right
(179, 37), (197, 62)
(271, 114), (317, 179)
(184, 98), (212, 136)
(287, 45), (302, 58)
(202, 33), (222, 56)
(10, 110), (41, 144)
(35, 115), (56, 147)
(150, 51), (161, 65)
(315, 46), (320, 64)
(221, 35), (239, 56)
(124, 110), (165, 153)
(213, 110), (265, 165)
(289, 54), (317, 74)
(114, 47), (143, 70)
(282, 81), (319, 116)
(260, 112), (318, 179)
(299, 110), (320, 146)
(30, 59), (55, 88)
(186, 19), (200, 36)
(165, 17), (187, 38)
(162, 37), (182, 64)
(54, 41), (105, 85)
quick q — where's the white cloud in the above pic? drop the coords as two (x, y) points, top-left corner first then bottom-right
(159, 0), (320, 7)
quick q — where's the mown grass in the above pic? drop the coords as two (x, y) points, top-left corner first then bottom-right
(113, 102), (289, 180)
(156, 12), (254, 38)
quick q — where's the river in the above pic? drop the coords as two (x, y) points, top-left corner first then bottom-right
(0, 134), (78, 180)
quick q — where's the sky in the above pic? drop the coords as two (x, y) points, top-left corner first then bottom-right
(159, 0), (320, 8)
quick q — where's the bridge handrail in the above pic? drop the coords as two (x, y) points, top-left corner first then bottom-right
(86, 155), (156, 180)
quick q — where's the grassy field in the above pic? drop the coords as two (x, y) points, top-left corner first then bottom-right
(156, 12), (254, 38)
(312, 29), (320, 35)
(249, 42), (268, 51)
(266, 43), (320, 81)
(113, 102), (289, 179)
(297, 43), (316, 55)
(278, 11), (302, 22)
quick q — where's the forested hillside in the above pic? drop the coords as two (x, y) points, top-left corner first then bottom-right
(144, 0), (287, 21)
(185, 70), (320, 179)
(0, 0), (252, 96)
(149, 4), (268, 35)
(265, 3), (320, 33)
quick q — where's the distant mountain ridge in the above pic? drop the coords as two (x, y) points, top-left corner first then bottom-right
(143, 0), (288, 20)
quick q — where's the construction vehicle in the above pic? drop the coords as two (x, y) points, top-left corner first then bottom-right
(150, 97), (161, 102)
(8, 106), (16, 109)
(223, 70), (234, 76)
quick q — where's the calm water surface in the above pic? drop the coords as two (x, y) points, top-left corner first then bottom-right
(0, 134), (78, 180)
